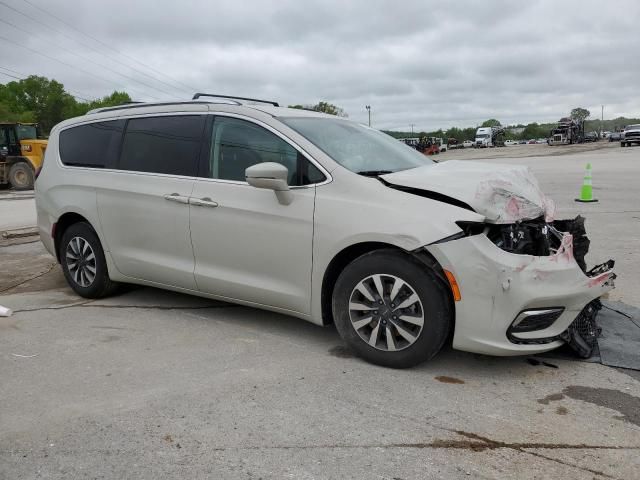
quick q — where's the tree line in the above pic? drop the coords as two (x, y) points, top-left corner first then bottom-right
(384, 108), (640, 142)
(0, 75), (131, 134)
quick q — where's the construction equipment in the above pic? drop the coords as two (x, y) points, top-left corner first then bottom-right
(548, 117), (584, 145)
(474, 126), (505, 147)
(0, 123), (47, 190)
(400, 136), (440, 155)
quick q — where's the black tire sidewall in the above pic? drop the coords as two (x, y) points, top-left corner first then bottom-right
(60, 222), (113, 298)
(8, 162), (34, 190)
(332, 249), (451, 368)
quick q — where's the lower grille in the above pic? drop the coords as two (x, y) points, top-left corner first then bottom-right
(559, 299), (602, 358)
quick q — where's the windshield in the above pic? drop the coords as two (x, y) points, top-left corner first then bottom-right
(476, 134), (489, 138)
(16, 125), (37, 140)
(626, 125), (640, 130)
(279, 117), (433, 174)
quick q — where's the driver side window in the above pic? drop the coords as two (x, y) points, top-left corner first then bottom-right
(209, 117), (325, 186)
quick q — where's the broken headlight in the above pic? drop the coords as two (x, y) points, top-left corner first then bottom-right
(457, 215), (590, 272)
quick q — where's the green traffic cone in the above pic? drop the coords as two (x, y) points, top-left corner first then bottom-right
(575, 163), (598, 203)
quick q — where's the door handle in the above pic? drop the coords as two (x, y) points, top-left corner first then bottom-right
(190, 197), (219, 208)
(163, 193), (190, 204)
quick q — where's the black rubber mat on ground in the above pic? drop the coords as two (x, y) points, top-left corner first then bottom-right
(542, 301), (640, 371)
(597, 301), (640, 370)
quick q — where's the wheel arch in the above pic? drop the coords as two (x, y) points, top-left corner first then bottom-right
(319, 242), (454, 328)
(53, 212), (92, 262)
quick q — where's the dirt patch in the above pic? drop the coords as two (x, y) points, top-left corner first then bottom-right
(328, 345), (356, 358)
(435, 375), (465, 384)
(562, 385), (640, 427)
(555, 406), (568, 415)
(0, 242), (63, 293)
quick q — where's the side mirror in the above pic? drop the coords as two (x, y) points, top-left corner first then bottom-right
(246, 162), (292, 205)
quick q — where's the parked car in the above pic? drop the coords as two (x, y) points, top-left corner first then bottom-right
(504, 140), (517, 146)
(462, 140), (473, 148)
(34, 95), (615, 368)
(609, 132), (622, 142)
(527, 139), (536, 144)
(621, 124), (640, 147)
(583, 132), (598, 143)
(518, 140), (527, 145)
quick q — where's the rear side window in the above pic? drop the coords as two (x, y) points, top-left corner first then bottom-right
(118, 115), (205, 176)
(59, 120), (125, 168)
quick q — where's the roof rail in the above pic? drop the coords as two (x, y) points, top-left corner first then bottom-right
(86, 101), (214, 115)
(192, 93), (279, 107)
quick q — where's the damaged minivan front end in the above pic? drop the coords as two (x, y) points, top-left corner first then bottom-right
(382, 161), (616, 357)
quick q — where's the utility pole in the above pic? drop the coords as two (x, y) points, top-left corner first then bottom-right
(410, 123), (415, 136)
(601, 105), (604, 138)
(365, 105), (371, 127)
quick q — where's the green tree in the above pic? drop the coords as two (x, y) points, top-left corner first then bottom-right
(481, 118), (501, 127)
(74, 91), (132, 116)
(570, 107), (590, 122)
(289, 101), (347, 117)
(0, 75), (78, 133)
(0, 75), (133, 133)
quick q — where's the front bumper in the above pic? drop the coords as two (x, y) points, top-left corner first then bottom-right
(426, 233), (615, 355)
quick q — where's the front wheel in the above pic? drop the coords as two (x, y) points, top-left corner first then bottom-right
(60, 222), (118, 298)
(332, 249), (452, 368)
(8, 162), (34, 190)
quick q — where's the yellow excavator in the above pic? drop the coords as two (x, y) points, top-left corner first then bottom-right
(0, 122), (47, 190)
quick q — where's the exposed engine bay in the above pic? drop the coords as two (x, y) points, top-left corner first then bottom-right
(484, 215), (590, 271)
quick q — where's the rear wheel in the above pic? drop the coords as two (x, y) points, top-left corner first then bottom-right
(8, 162), (34, 190)
(60, 222), (118, 298)
(332, 249), (452, 368)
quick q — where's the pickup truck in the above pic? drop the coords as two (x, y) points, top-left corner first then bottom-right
(621, 124), (640, 147)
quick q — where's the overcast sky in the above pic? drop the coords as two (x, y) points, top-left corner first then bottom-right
(1, 0), (638, 131)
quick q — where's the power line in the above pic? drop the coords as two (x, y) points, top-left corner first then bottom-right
(0, 33), (162, 101)
(0, 66), (95, 102)
(0, 66), (93, 101)
(0, 17), (177, 99)
(14, 0), (197, 95)
(0, 70), (23, 81)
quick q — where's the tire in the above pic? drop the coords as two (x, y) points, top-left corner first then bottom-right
(621, 142), (626, 147)
(59, 222), (118, 298)
(332, 249), (452, 368)
(8, 162), (34, 190)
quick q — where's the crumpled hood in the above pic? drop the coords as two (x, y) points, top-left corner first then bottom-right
(381, 160), (556, 224)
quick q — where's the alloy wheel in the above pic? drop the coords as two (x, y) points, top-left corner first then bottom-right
(65, 236), (97, 287)
(348, 274), (424, 351)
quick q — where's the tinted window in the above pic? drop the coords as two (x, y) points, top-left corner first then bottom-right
(119, 115), (204, 176)
(60, 120), (125, 168)
(209, 117), (325, 186)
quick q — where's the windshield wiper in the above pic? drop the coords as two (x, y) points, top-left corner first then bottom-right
(356, 170), (394, 177)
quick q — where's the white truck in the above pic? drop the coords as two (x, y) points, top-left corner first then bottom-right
(621, 124), (640, 147)
(474, 126), (505, 148)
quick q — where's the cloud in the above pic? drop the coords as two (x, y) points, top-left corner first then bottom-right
(1, 0), (638, 130)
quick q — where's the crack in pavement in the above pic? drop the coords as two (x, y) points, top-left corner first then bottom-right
(0, 262), (58, 293)
(11, 303), (240, 314)
(204, 430), (636, 479)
